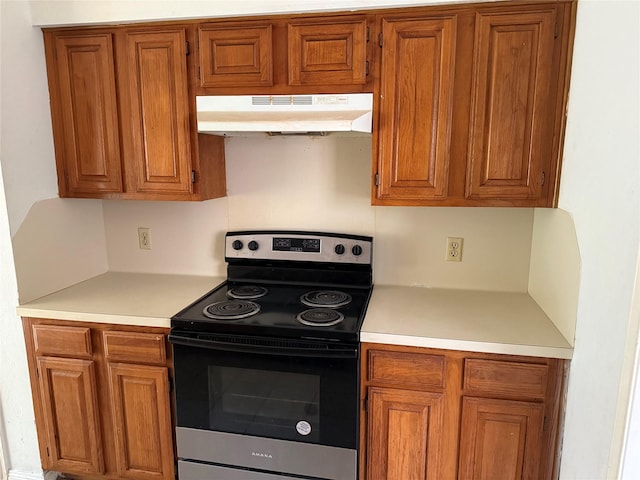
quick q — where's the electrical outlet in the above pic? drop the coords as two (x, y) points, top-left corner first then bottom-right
(446, 237), (463, 262)
(138, 227), (151, 250)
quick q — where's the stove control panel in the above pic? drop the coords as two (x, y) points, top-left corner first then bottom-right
(225, 231), (373, 265)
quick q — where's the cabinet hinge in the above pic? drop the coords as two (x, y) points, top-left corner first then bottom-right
(375, 173), (380, 187)
(366, 26), (370, 43)
(364, 395), (368, 412)
(197, 66), (201, 81)
(541, 171), (546, 186)
(191, 170), (197, 184)
(36, 366), (40, 379)
(46, 446), (50, 458)
(185, 40), (190, 56)
(168, 374), (174, 393)
(378, 32), (383, 48)
(554, 22), (559, 39)
(365, 61), (370, 76)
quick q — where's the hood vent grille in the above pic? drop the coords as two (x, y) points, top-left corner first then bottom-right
(252, 95), (314, 106)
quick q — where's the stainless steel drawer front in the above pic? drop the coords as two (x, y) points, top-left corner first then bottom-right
(179, 460), (293, 479)
(176, 427), (357, 480)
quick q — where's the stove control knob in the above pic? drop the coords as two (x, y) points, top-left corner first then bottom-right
(334, 244), (345, 255)
(248, 240), (259, 251)
(352, 245), (363, 256)
(232, 240), (244, 250)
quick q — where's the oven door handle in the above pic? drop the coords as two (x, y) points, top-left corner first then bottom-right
(168, 332), (358, 359)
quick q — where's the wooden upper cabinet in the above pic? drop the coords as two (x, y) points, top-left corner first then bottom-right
(288, 18), (367, 86)
(373, 2), (575, 207)
(195, 15), (371, 94)
(466, 9), (557, 203)
(44, 31), (123, 196)
(198, 23), (273, 87)
(375, 16), (457, 202)
(44, 26), (226, 201)
(119, 28), (193, 195)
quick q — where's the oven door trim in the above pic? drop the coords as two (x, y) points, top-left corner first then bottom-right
(169, 330), (358, 358)
(176, 427), (357, 480)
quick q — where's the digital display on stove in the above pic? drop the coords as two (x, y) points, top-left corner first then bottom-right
(273, 237), (321, 253)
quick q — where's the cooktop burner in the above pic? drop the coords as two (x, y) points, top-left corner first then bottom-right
(297, 308), (344, 326)
(172, 231), (374, 343)
(300, 290), (352, 308)
(202, 299), (261, 320)
(227, 285), (269, 300)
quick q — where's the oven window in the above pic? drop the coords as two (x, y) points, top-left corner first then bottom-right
(172, 343), (358, 449)
(209, 366), (320, 442)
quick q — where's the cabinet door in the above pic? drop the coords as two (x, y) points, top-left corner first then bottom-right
(367, 387), (444, 480)
(288, 18), (367, 86)
(108, 363), (174, 480)
(45, 32), (123, 196)
(458, 397), (544, 480)
(36, 356), (104, 475)
(120, 29), (192, 195)
(466, 10), (556, 203)
(376, 17), (456, 202)
(198, 23), (273, 87)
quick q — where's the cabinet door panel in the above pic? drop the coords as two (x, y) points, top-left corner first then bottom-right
(49, 33), (122, 195)
(122, 29), (192, 195)
(367, 387), (443, 480)
(37, 357), (104, 474)
(466, 10), (556, 202)
(198, 24), (273, 87)
(288, 19), (367, 86)
(376, 17), (456, 201)
(109, 363), (174, 480)
(458, 397), (544, 480)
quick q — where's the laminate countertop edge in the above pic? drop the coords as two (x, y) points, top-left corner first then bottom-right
(16, 273), (574, 359)
(16, 271), (225, 329)
(361, 285), (573, 359)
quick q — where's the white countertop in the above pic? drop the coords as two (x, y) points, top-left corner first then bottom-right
(362, 285), (573, 358)
(16, 272), (224, 328)
(17, 273), (573, 358)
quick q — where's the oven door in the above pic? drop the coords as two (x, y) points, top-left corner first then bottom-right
(169, 330), (359, 480)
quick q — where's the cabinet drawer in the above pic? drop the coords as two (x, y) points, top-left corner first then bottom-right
(103, 331), (167, 365)
(32, 324), (92, 358)
(463, 358), (548, 399)
(368, 349), (445, 389)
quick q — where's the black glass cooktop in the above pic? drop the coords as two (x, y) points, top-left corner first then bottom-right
(171, 281), (372, 343)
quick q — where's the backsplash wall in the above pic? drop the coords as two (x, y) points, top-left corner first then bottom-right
(103, 135), (534, 292)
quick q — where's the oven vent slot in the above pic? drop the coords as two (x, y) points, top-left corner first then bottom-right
(196, 333), (329, 350)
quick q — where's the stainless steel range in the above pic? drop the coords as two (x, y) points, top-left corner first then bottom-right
(169, 231), (373, 480)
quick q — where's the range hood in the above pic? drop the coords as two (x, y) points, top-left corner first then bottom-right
(196, 93), (373, 136)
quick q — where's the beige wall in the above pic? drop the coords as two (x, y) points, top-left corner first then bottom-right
(102, 135), (535, 292)
(528, 208), (581, 345)
(12, 199), (109, 303)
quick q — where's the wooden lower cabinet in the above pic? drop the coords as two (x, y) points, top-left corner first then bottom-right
(361, 343), (567, 480)
(458, 397), (544, 480)
(367, 387), (444, 480)
(108, 364), (174, 480)
(36, 357), (104, 475)
(23, 318), (175, 480)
